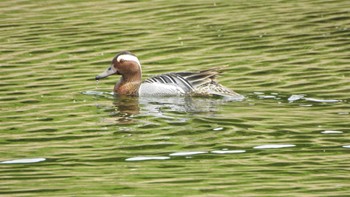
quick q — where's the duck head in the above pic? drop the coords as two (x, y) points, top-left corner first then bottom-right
(95, 51), (142, 80)
(95, 51), (142, 96)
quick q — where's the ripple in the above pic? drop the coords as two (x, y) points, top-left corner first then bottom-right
(213, 127), (224, 131)
(1, 158), (46, 164)
(288, 94), (305, 102)
(258, 95), (276, 99)
(321, 130), (343, 134)
(304, 98), (340, 103)
(300, 104), (313, 107)
(211, 150), (246, 154)
(81, 90), (113, 97)
(253, 144), (296, 149)
(125, 156), (170, 161)
(1, 0), (350, 196)
(81, 90), (105, 96)
(169, 151), (207, 156)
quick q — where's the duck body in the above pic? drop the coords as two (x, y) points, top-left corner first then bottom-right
(95, 51), (244, 100)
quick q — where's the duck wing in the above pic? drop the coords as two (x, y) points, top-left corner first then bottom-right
(142, 67), (244, 99)
(144, 68), (223, 92)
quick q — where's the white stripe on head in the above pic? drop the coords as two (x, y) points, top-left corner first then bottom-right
(117, 54), (142, 67)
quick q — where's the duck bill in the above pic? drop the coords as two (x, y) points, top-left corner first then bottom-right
(95, 65), (117, 80)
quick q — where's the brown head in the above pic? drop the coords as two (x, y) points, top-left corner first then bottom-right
(95, 51), (142, 96)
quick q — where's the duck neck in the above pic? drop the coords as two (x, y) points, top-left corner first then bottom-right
(114, 73), (142, 96)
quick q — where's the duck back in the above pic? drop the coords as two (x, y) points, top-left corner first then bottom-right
(139, 68), (243, 99)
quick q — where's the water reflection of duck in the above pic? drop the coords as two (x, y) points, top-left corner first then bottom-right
(95, 51), (244, 100)
(114, 96), (230, 119)
(112, 96), (225, 124)
(113, 96), (140, 115)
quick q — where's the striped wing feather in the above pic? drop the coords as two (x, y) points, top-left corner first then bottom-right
(144, 68), (223, 93)
(142, 67), (243, 98)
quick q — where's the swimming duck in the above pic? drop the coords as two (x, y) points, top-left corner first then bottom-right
(95, 51), (244, 99)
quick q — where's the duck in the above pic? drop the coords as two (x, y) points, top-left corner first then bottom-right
(95, 51), (244, 100)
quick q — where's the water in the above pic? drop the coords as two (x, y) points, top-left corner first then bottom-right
(1, 0), (350, 196)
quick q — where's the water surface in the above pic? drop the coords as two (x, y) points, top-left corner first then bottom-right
(1, 0), (350, 196)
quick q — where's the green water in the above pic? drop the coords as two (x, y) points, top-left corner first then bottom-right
(1, 0), (350, 196)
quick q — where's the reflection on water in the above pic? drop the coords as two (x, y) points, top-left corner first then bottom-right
(114, 96), (140, 115)
(125, 156), (170, 161)
(169, 151), (207, 157)
(110, 93), (243, 123)
(321, 130), (343, 134)
(1, 158), (46, 164)
(211, 150), (246, 154)
(139, 96), (231, 113)
(87, 91), (241, 124)
(253, 144), (296, 149)
(1, 0), (350, 196)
